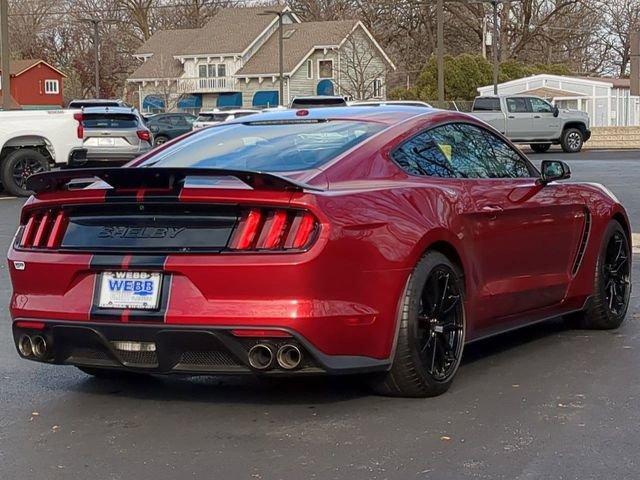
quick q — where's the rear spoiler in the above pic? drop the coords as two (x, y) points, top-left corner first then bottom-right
(27, 167), (323, 194)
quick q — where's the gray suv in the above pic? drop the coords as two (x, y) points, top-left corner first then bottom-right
(80, 107), (152, 164)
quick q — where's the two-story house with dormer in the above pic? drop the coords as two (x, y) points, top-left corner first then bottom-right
(127, 6), (395, 113)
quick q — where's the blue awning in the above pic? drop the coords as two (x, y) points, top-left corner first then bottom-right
(252, 91), (279, 108)
(217, 92), (242, 108)
(316, 80), (335, 96)
(178, 94), (202, 109)
(142, 95), (165, 110)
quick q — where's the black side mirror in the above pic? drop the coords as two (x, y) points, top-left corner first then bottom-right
(553, 105), (559, 117)
(539, 160), (571, 185)
(149, 125), (159, 134)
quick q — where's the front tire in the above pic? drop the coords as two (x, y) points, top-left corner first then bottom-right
(560, 128), (584, 153)
(1, 149), (50, 197)
(530, 143), (551, 153)
(568, 221), (631, 329)
(371, 251), (466, 397)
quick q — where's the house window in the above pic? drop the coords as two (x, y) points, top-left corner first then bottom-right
(44, 79), (59, 94)
(318, 60), (334, 79)
(217, 64), (226, 77)
(373, 78), (383, 97)
(306, 60), (313, 79)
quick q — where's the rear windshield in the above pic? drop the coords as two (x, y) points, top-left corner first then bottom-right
(196, 113), (230, 122)
(83, 113), (138, 129)
(138, 120), (385, 172)
(70, 101), (122, 108)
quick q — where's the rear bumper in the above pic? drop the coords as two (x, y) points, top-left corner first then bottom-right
(12, 320), (390, 375)
(81, 147), (151, 163)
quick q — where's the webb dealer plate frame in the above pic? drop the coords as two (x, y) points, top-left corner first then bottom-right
(97, 271), (163, 310)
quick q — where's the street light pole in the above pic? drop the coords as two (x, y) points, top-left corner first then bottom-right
(278, 13), (284, 106)
(80, 18), (103, 97)
(437, 0), (445, 103)
(491, 0), (499, 95)
(0, 0), (11, 110)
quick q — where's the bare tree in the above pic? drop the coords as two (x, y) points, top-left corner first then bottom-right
(338, 31), (387, 100)
(145, 54), (190, 112)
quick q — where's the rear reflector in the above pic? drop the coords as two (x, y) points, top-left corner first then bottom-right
(15, 321), (46, 330)
(230, 329), (292, 338)
(230, 208), (318, 251)
(18, 211), (67, 250)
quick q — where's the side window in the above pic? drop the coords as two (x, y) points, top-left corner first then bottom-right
(530, 98), (553, 113)
(473, 97), (501, 112)
(170, 116), (187, 127)
(391, 131), (456, 178)
(506, 97), (531, 113)
(392, 123), (533, 179)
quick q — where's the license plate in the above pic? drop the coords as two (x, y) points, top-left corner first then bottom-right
(98, 138), (115, 146)
(98, 271), (162, 310)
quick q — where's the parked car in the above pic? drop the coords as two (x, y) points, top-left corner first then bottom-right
(290, 96), (348, 108)
(9, 107), (630, 397)
(145, 113), (196, 146)
(349, 100), (433, 108)
(81, 106), (152, 163)
(470, 95), (591, 152)
(68, 99), (127, 109)
(0, 109), (86, 196)
(192, 109), (258, 129)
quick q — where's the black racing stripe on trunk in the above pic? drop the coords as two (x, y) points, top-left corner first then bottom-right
(128, 255), (167, 269)
(90, 255), (126, 270)
(105, 190), (137, 203)
(143, 194), (180, 203)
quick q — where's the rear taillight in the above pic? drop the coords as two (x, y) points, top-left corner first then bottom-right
(73, 112), (84, 139)
(230, 209), (318, 251)
(137, 130), (151, 142)
(18, 211), (67, 250)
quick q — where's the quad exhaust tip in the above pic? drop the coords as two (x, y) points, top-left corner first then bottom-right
(248, 344), (274, 370)
(276, 344), (302, 370)
(18, 335), (33, 357)
(32, 336), (48, 359)
(18, 335), (49, 359)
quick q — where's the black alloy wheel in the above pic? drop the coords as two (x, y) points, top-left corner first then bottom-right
(567, 220), (631, 330)
(371, 251), (466, 397)
(602, 230), (631, 317)
(415, 266), (465, 381)
(1, 148), (50, 197)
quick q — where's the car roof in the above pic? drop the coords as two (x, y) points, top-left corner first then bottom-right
(225, 105), (438, 126)
(198, 109), (257, 114)
(81, 106), (140, 115)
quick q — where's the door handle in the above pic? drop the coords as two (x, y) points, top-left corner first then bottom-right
(534, 115), (541, 118)
(481, 205), (504, 214)
(508, 115), (515, 119)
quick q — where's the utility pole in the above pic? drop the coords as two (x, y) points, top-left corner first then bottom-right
(80, 19), (101, 97)
(491, 0), (499, 95)
(259, 10), (286, 106)
(436, 0), (445, 103)
(0, 0), (10, 110)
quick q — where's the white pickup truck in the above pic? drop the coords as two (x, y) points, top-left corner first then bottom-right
(0, 109), (86, 196)
(470, 95), (591, 153)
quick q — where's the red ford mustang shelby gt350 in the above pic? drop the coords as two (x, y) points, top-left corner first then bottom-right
(8, 106), (632, 397)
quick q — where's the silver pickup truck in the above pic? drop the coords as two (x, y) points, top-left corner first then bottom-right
(470, 95), (591, 153)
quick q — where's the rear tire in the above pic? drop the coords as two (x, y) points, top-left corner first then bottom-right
(560, 128), (584, 153)
(370, 251), (466, 397)
(567, 220), (631, 329)
(1, 149), (50, 197)
(530, 143), (551, 153)
(153, 135), (169, 146)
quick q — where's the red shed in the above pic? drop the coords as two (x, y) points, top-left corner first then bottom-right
(0, 59), (66, 109)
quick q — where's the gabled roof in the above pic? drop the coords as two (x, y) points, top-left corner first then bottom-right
(0, 59), (66, 78)
(130, 29), (198, 79)
(236, 20), (359, 76)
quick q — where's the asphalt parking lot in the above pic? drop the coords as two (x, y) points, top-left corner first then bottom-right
(0, 151), (639, 480)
